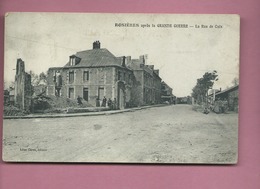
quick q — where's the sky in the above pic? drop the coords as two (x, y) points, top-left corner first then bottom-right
(4, 13), (240, 97)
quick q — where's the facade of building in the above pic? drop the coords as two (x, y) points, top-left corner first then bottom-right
(214, 85), (239, 112)
(47, 41), (134, 109)
(161, 81), (175, 104)
(126, 55), (162, 106)
(46, 41), (163, 109)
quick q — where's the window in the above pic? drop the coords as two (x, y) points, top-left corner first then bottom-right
(69, 71), (74, 83)
(83, 88), (89, 101)
(72, 58), (75, 65)
(118, 71), (121, 80)
(70, 57), (75, 66)
(83, 71), (89, 81)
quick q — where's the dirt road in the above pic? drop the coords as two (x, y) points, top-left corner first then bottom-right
(3, 105), (238, 163)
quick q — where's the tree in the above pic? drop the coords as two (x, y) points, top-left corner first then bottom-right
(39, 72), (47, 85)
(29, 71), (47, 86)
(4, 81), (15, 90)
(29, 70), (39, 86)
(192, 71), (218, 104)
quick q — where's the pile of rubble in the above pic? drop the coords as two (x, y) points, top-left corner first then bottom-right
(32, 94), (93, 113)
(3, 105), (29, 116)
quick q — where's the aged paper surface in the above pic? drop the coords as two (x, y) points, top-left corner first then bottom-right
(3, 13), (239, 163)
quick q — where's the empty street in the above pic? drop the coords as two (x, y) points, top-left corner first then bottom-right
(3, 105), (238, 163)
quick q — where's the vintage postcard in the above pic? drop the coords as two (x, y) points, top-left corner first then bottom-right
(2, 13), (240, 163)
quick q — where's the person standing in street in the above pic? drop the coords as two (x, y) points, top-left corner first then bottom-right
(102, 96), (107, 107)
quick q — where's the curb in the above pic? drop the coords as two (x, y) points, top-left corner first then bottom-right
(3, 104), (168, 120)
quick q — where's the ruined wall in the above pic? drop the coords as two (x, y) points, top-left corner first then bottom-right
(14, 59), (32, 111)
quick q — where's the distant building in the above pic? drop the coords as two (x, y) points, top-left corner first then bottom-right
(161, 81), (175, 104)
(213, 85), (239, 112)
(4, 90), (9, 105)
(177, 97), (188, 104)
(4, 87), (15, 105)
(127, 55), (162, 106)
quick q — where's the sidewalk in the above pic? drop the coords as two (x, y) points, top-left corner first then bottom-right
(3, 104), (167, 119)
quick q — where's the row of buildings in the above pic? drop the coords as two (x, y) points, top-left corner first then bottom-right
(46, 41), (174, 109)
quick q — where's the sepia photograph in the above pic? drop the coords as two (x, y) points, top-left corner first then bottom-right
(2, 13), (240, 163)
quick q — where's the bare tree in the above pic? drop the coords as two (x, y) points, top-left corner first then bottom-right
(232, 77), (239, 86)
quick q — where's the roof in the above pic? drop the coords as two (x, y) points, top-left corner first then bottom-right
(129, 59), (156, 76)
(64, 48), (124, 68)
(215, 85), (239, 96)
(162, 81), (172, 90)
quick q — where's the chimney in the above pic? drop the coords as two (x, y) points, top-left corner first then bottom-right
(154, 69), (159, 75)
(139, 55), (145, 64)
(122, 56), (126, 67)
(126, 56), (131, 66)
(93, 41), (101, 49)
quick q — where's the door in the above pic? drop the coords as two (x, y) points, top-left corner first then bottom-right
(117, 82), (125, 110)
(98, 87), (104, 99)
(69, 88), (74, 99)
(119, 88), (125, 109)
(83, 88), (88, 101)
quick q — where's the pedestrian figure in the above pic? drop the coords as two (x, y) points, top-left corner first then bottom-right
(203, 106), (210, 114)
(222, 98), (228, 113)
(102, 96), (107, 107)
(100, 98), (102, 107)
(96, 97), (100, 107)
(213, 98), (221, 113)
(113, 98), (117, 110)
(108, 98), (112, 109)
(77, 96), (83, 106)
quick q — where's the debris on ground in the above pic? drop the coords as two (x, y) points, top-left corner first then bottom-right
(3, 105), (29, 116)
(32, 94), (93, 113)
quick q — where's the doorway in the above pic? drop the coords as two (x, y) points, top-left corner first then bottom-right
(68, 88), (74, 99)
(83, 88), (88, 101)
(117, 82), (125, 110)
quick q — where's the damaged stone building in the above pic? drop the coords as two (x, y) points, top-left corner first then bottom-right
(46, 41), (163, 109)
(14, 58), (32, 111)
